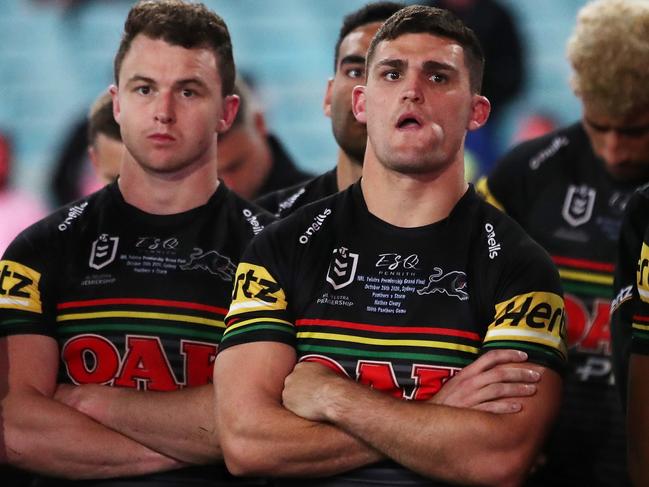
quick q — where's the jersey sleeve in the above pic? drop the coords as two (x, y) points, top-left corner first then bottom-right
(0, 227), (56, 337)
(219, 227), (295, 351)
(480, 225), (568, 373)
(609, 189), (649, 404)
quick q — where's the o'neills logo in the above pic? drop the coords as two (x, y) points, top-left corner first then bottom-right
(242, 208), (264, 235)
(58, 202), (89, 231)
(485, 222), (501, 259)
(299, 208), (332, 244)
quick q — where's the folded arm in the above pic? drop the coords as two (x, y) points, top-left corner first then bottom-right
(0, 335), (184, 479)
(55, 382), (219, 464)
(213, 341), (383, 477)
(283, 360), (561, 487)
(627, 354), (649, 485)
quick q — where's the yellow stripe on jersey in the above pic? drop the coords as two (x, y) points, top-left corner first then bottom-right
(297, 331), (480, 354)
(638, 243), (649, 304)
(0, 260), (42, 313)
(228, 262), (287, 317)
(475, 177), (505, 211)
(57, 311), (224, 328)
(485, 291), (566, 354)
(558, 269), (613, 286)
(225, 316), (293, 333)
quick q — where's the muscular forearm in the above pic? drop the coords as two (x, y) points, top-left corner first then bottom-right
(61, 384), (220, 463)
(220, 399), (382, 477)
(312, 372), (559, 487)
(2, 391), (184, 479)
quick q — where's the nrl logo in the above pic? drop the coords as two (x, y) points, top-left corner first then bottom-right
(562, 185), (596, 227)
(326, 247), (359, 290)
(89, 234), (119, 270)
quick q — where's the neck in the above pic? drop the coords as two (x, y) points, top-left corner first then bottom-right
(336, 150), (364, 191)
(118, 153), (219, 215)
(360, 146), (468, 228)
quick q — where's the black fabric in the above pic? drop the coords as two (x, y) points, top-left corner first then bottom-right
(0, 182), (274, 486)
(223, 182), (566, 486)
(255, 135), (314, 199)
(482, 122), (636, 486)
(256, 168), (338, 218)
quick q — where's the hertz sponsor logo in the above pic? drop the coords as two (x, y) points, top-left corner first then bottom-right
(485, 291), (567, 356)
(0, 260), (42, 312)
(299, 208), (332, 244)
(638, 242), (649, 303)
(611, 284), (633, 313)
(484, 223), (501, 259)
(229, 262), (287, 314)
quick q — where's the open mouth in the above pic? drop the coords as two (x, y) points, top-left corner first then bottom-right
(396, 114), (423, 129)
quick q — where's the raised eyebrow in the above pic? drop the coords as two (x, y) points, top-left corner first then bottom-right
(422, 60), (456, 73)
(339, 54), (366, 67)
(375, 58), (406, 71)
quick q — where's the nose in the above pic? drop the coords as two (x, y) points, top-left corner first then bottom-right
(401, 77), (423, 104)
(600, 131), (627, 166)
(154, 92), (175, 124)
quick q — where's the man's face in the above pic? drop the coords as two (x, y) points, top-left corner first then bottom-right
(325, 21), (383, 164)
(353, 33), (489, 175)
(217, 116), (272, 200)
(112, 35), (237, 176)
(582, 104), (649, 183)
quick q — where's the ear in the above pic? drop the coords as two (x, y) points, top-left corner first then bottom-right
(216, 94), (240, 133)
(323, 78), (334, 118)
(88, 146), (100, 171)
(109, 84), (121, 124)
(351, 85), (367, 124)
(252, 111), (268, 136)
(467, 95), (490, 132)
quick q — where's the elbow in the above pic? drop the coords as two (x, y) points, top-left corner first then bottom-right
(220, 426), (280, 477)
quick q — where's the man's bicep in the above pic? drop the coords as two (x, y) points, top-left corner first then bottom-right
(2, 334), (59, 396)
(215, 341), (297, 405)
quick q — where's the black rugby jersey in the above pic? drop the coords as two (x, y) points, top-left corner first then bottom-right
(221, 182), (566, 486)
(256, 168), (338, 218)
(477, 122), (637, 486)
(612, 185), (649, 371)
(0, 182), (273, 486)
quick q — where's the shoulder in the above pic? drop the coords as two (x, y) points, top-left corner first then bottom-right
(219, 185), (277, 237)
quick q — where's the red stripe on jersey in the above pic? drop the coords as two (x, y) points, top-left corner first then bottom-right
(552, 255), (614, 273)
(57, 298), (227, 315)
(296, 318), (480, 340)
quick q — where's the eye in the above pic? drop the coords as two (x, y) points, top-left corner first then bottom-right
(345, 67), (364, 79)
(430, 73), (447, 83)
(384, 70), (400, 81)
(181, 89), (195, 98)
(135, 85), (151, 95)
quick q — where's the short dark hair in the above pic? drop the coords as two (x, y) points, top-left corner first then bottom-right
(113, 0), (235, 96)
(334, 2), (404, 72)
(366, 5), (484, 93)
(87, 92), (121, 145)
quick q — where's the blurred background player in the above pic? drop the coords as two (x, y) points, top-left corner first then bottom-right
(217, 76), (312, 200)
(477, 0), (649, 484)
(87, 90), (123, 186)
(612, 185), (649, 485)
(257, 1), (404, 217)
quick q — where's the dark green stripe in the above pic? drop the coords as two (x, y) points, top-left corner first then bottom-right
(0, 319), (37, 326)
(58, 323), (222, 341)
(562, 281), (612, 298)
(223, 323), (294, 340)
(632, 329), (649, 340)
(482, 340), (565, 360)
(296, 344), (474, 366)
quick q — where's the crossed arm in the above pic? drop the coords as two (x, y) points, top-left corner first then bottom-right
(627, 354), (649, 485)
(0, 335), (184, 479)
(215, 341), (557, 485)
(55, 382), (220, 463)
